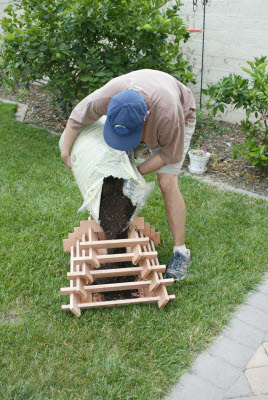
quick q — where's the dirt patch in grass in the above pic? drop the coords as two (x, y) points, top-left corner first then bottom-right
(1, 314), (21, 324)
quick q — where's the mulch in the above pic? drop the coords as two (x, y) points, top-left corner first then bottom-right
(1, 84), (267, 197)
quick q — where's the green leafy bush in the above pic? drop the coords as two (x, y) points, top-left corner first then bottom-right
(0, 0), (194, 113)
(203, 57), (268, 168)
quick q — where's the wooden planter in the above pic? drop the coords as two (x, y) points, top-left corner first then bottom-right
(61, 217), (175, 316)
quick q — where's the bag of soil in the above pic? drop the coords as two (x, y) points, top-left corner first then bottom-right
(59, 116), (154, 228)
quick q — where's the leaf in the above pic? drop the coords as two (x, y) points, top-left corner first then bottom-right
(241, 67), (252, 75)
(246, 108), (251, 118)
(94, 71), (107, 77)
(79, 73), (92, 82)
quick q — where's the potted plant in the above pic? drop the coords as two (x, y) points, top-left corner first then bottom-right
(188, 148), (211, 174)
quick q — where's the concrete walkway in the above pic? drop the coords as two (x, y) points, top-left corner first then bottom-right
(166, 272), (268, 400)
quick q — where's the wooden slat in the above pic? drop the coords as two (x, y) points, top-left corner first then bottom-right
(71, 251), (158, 265)
(150, 239), (165, 279)
(75, 240), (87, 299)
(63, 225), (84, 252)
(63, 239), (72, 253)
(61, 278), (173, 296)
(98, 251), (157, 264)
(142, 222), (151, 237)
(67, 265), (166, 280)
(67, 267), (94, 282)
(130, 216), (145, 230)
(146, 236), (161, 291)
(68, 230), (81, 241)
(87, 227), (100, 268)
(148, 270), (160, 291)
(128, 226), (143, 265)
(140, 258), (152, 280)
(62, 294), (175, 313)
(150, 228), (156, 242)
(61, 281), (147, 294)
(79, 296), (160, 309)
(154, 232), (161, 246)
(61, 305), (71, 311)
(79, 237), (149, 250)
(78, 295), (175, 309)
(81, 234), (94, 284)
(79, 218), (103, 234)
(86, 281), (148, 293)
(139, 231), (152, 279)
(69, 244), (81, 317)
(98, 231), (106, 240)
(154, 283), (169, 309)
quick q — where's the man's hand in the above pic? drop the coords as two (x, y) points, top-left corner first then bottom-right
(137, 152), (166, 175)
(61, 124), (81, 169)
(61, 151), (72, 169)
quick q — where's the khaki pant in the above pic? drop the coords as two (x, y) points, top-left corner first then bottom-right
(150, 124), (196, 175)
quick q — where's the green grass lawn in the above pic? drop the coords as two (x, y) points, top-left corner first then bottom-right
(1, 101), (267, 400)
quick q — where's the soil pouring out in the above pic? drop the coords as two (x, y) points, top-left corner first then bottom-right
(97, 176), (138, 301)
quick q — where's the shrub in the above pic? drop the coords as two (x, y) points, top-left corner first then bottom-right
(0, 0), (195, 113)
(203, 57), (268, 168)
(191, 109), (229, 145)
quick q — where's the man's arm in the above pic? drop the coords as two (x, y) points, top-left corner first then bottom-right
(61, 124), (82, 169)
(60, 89), (112, 169)
(137, 152), (166, 175)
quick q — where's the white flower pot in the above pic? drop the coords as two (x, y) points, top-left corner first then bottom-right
(188, 150), (211, 175)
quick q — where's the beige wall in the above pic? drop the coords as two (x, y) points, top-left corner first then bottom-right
(0, 1), (11, 35)
(178, 0), (268, 123)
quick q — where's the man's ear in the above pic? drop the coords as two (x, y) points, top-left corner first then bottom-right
(144, 110), (150, 122)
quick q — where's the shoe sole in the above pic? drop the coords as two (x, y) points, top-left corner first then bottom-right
(166, 272), (187, 281)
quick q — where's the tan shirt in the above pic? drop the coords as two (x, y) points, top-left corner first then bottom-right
(68, 69), (196, 164)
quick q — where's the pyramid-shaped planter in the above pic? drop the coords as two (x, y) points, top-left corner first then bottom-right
(61, 217), (175, 316)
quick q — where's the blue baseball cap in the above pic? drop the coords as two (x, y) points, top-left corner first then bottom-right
(104, 90), (147, 151)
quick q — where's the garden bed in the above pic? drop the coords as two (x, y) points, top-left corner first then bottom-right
(0, 85), (267, 197)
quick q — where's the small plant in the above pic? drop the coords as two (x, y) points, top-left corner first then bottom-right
(0, 70), (16, 95)
(203, 56), (268, 168)
(0, 69), (29, 101)
(189, 148), (208, 157)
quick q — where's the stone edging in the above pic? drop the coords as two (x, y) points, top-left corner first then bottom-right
(182, 170), (267, 201)
(0, 98), (60, 136)
(0, 97), (28, 122)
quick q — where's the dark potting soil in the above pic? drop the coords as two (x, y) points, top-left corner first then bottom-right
(99, 176), (136, 240)
(97, 176), (138, 301)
